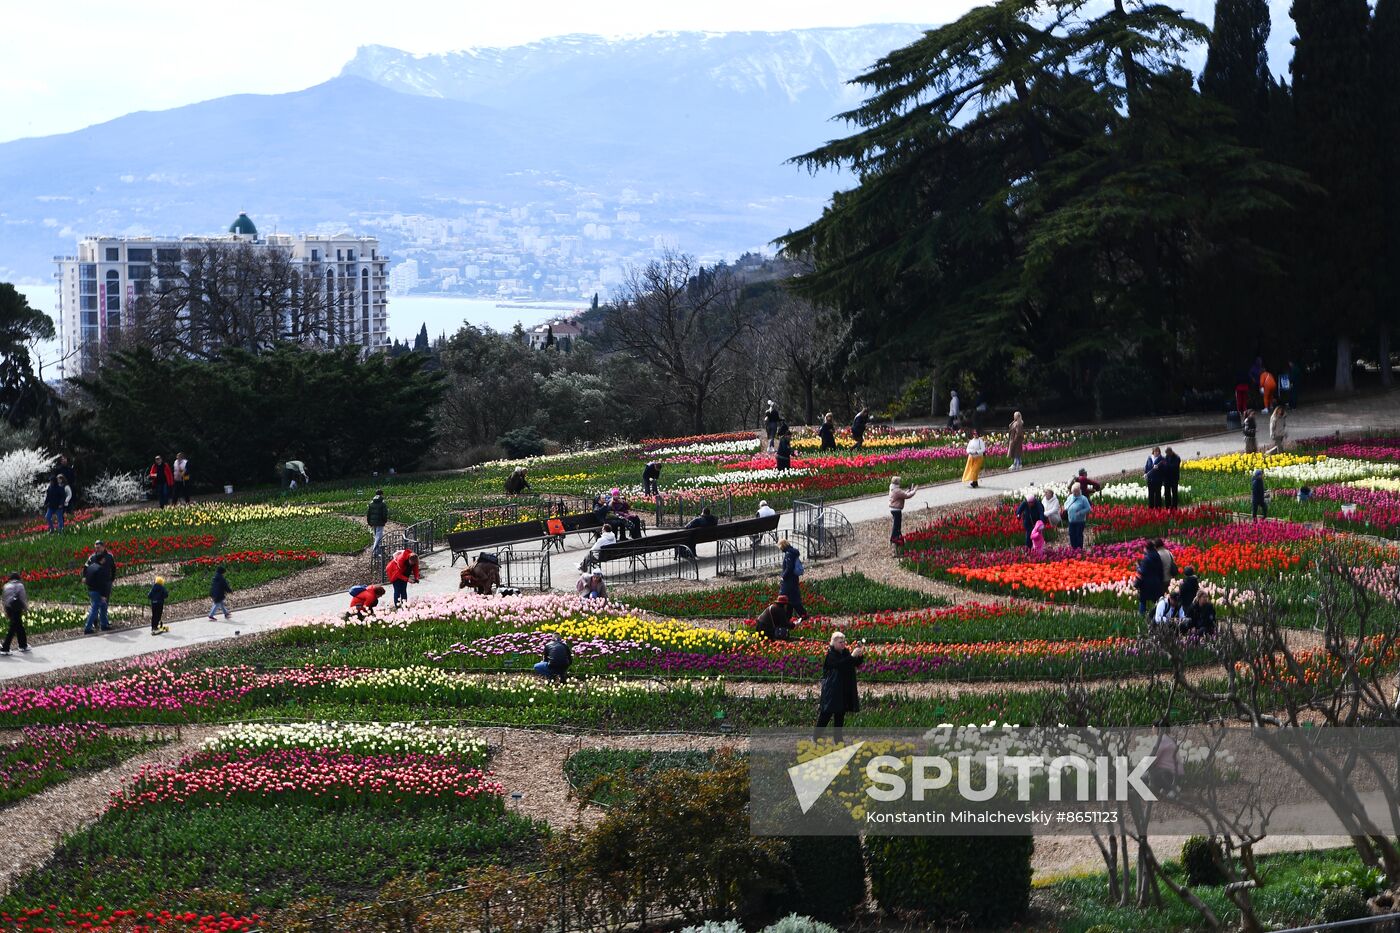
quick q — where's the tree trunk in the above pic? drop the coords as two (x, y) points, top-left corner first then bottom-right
(1380, 323), (1394, 388)
(804, 379), (816, 426)
(1336, 335), (1355, 392)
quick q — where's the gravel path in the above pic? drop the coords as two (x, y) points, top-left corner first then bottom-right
(0, 725), (217, 894)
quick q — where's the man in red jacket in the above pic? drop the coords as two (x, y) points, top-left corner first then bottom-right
(148, 455), (175, 508)
(385, 548), (419, 607)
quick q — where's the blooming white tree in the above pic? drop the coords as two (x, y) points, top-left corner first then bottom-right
(0, 447), (52, 516)
(84, 471), (145, 506)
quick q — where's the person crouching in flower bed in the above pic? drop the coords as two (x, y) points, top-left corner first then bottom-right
(1152, 590), (1187, 629)
(816, 631), (864, 742)
(345, 584), (385, 621)
(535, 633), (572, 682)
(754, 594), (794, 640)
(460, 554), (500, 595)
(1181, 592), (1217, 638)
(575, 570), (607, 600)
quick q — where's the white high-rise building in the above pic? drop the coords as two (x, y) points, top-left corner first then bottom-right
(53, 213), (389, 376)
(387, 258), (419, 294)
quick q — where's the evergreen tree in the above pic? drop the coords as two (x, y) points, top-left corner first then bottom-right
(1374, 0), (1400, 384)
(1291, 0), (1378, 391)
(1200, 0), (1274, 145)
(0, 283), (60, 434)
(413, 323), (430, 353)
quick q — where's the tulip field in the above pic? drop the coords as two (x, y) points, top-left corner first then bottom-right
(5, 427), (1400, 927)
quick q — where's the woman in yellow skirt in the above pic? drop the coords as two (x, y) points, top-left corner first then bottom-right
(962, 431), (987, 488)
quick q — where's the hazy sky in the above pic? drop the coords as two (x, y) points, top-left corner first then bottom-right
(1, 0), (1294, 144)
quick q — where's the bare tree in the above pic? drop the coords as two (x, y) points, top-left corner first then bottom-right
(130, 242), (352, 359)
(768, 292), (835, 426)
(605, 252), (750, 433)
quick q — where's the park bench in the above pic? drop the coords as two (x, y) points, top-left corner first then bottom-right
(589, 513), (782, 584)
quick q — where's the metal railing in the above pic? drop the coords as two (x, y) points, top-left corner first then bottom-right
(370, 519), (440, 584)
(791, 498), (852, 559)
(500, 546), (551, 591)
(652, 491), (734, 529)
(1276, 912), (1400, 933)
(594, 547), (700, 586)
(715, 529), (785, 576)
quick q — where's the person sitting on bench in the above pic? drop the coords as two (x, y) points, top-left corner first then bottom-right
(754, 595), (794, 640)
(686, 507), (719, 529)
(608, 489), (642, 539)
(577, 527), (616, 573)
(535, 633), (572, 682)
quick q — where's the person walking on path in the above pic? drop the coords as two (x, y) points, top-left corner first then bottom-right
(887, 476), (918, 544)
(1284, 360), (1299, 409)
(1015, 492), (1045, 550)
(504, 467), (530, 495)
(946, 390), (960, 429)
(641, 461), (662, 496)
(366, 490), (389, 554)
(172, 453), (192, 505)
(43, 475), (68, 533)
(817, 413), (836, 450)
(755, 595), (794, 640)
(148, 576), (169, 635)
(1065, 483), (1092, 549)
(775, 423), (793, 471)
(1, 573), (29, 655)
(1070, 468), (1102, 499)
(1007, 411), (1026, 470)
(962, 431), (987, 488)
(1144, 447), (1164, 509)
(851, 407), (870, 449)
(1268, 406), (1288, 454)
(148, 455), (175, 508)
(1135, 542), (1165, 616)
(386, 547), (420, 607)
(1161, 447), (1182, 510)
(779, 539), (807, 621)
(764, 401), (780, 452)
(1242, 410), (1259, 454)
(1251, 469), (1269, 520)
(1260, 366), (1278, 413)
(82, 541), (116, 634)
(816, 631), (864, 740)
(207, 566), (233, 620)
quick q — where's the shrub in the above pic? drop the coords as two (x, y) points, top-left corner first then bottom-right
(85, 470), (145, 506)
(1318, 886), (1370, 924)
(1180, 835), (1228, 887)
(767, 835), (865, 923)
(0, 447), (51, 515)
(680, 923), (743, 933)
(866, 832), (1032, 927)
(499, 427), (546, 459)
(760, 914), (837, 933)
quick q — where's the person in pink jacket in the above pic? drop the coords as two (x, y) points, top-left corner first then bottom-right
(1030, 519), (1047, 556)
(888, 476), (919, 543)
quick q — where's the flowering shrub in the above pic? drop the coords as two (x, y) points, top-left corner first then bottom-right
(84, 470), (146, 506)
(0, 447), (52, 515)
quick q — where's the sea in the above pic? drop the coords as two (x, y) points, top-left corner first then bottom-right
(15, 283), (581, 377)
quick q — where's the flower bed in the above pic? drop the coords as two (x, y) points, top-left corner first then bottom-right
(0, 723), (162, 808)
(0, 907), (260, 932)
(179, 549), (321, 569)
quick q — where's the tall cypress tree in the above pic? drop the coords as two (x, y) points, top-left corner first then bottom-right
(1290, 0), (1378, 391)
(1200, 0), (1273, 145)
(1374, 0), (1400, 384)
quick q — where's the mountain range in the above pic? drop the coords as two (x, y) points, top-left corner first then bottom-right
(0, 25), (933, 289)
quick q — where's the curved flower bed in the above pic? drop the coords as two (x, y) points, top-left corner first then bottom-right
(180, 549), (320, 568)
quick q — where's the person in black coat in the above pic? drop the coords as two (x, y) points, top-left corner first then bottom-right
(763, 401), (780, 452)
(1135, 542), (1164, 616)
(817, 413), (836, 450)
(1251, 469), (1268, 520)
(851, 407), (870, 449)
(641, 461), (661, 496)
(754, 595), (794, 640)
(816, 631), (865, 740)
(1014, 493), (1045, 550)
(1181, 592), (1217, 638)
(779, 539), (806, 620)
(1176, 566), (1199, 609)
(1160, 447), (1182, 510)
(775, 423), (793, 471)
(1144, 447), (1164, 509)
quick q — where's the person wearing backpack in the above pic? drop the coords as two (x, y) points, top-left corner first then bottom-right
(148, 576), (169, 635)
(207, 565), (234, 620)
(82, 541), (116, 634)
(779, 538), (807, 621)
(346, 584), (385, 620)
(1, 573), (29, 655)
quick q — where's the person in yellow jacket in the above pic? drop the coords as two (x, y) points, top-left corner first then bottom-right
(962, 431), (987, 488)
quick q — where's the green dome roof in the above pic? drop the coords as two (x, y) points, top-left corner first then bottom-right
(229, 212), (257, 236)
